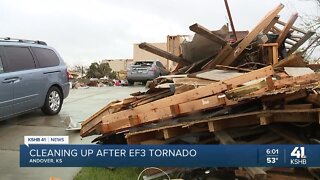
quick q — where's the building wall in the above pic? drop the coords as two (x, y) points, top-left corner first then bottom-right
(133, 43), (169, 68)
(101, 59), (133, 72)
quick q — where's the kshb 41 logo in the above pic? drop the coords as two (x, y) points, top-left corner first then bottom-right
(290, 147), (307, 165)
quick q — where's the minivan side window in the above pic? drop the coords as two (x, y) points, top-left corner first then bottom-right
(32, 47), (60, 68)
(0, 57), (4, 73)
(4, 46), (35, 72)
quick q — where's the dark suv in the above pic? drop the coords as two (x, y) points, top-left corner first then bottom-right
(0, 37), (70, 120)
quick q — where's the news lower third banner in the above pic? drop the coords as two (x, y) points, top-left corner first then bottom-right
(20, 144), (320, 167)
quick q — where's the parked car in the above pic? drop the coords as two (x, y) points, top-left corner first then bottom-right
(0, 37), (70, 120)
(120, 79), (128, 86)
(127, 60), (169, 85)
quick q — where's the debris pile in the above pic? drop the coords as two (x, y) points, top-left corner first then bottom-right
(80, 4), (320, 179)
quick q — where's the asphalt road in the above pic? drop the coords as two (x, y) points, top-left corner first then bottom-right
(0, 86), (144, 180)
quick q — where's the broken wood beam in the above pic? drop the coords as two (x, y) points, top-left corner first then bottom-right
(189, 23), (227, 46)
(276, 13), (299, 45)
(139, 42), (189, 65)
(221, 4), (284, 66)
(288, 31), (315, 55)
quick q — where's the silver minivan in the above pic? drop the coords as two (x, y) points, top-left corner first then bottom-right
(0, 38), (70, 120)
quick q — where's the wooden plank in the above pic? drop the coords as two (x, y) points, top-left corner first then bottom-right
(221, 4), (284, 66)
(97, 66), (274, 134)
(276, 13), (299, 45)
(126, 131), (157, 144)
(284, 104), (313, 110)
(277, 20), (307, 34)
(174, 84), (195, 94)
(124, 109), (320, 139)
(163, 127), (188, 139)
(274, 73), (320, 89)
(101, 95), (238, 134)
(208, 115), (259, 132)
(172, 78), (214, 86)
(189, 23), (227, 46)
(139, 42), (189, 64)
(263, 16), (280, 34)
(202, 45), (233, 70)
(268, 125), (306, 144)
(273, 112), (317, 123)
(288, 31), (315, 55)
(307, 64), (320, 71)
(272, 44), (279, 64)
(80, 100), (120, 137)
(225, 80), (267, 99)
(306, 94), (320, 106)
(215, 65), (251, 72)
(273, 25), (282, 33)
(100, 95), (320, 135)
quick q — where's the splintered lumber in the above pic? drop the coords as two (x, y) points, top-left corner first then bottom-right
(273, 72), (320, 89)
(189, 23), (227, 46)
(221, 4), (284, 66)
(138, 42), (189, 65)
(276, 13), (298, 45)
(93, 66), (274, 135)
(288, 31), (315, 55)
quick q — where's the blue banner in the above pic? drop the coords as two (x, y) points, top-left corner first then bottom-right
(20, 144), (320, 167)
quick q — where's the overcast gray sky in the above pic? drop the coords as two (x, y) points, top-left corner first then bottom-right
(0, 0), (318, 66)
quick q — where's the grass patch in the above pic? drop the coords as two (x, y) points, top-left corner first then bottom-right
(74, 167), (143, 180)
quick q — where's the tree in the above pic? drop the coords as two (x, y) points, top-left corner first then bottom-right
(300, 0), (320, 61)
(86, 62), (115, 79)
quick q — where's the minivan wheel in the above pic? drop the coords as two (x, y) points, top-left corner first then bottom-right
(41, 86), (63, 115)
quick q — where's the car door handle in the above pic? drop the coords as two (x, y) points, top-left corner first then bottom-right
(2, 77), (20, 83)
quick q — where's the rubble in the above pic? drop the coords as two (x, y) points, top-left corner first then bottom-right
(80, 3), (320, 179)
